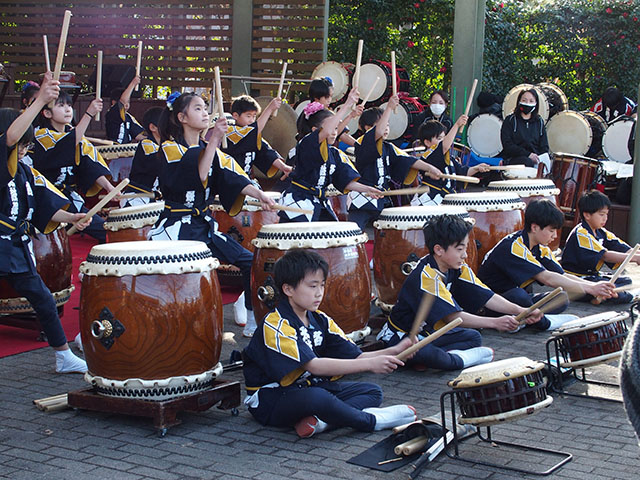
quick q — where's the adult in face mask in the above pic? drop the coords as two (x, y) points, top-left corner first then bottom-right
(500, 88), (549, 167)
(411, 90), (453, 145)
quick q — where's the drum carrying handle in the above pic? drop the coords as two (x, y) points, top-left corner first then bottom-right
(91, 319), (113, 339)
(257, 285), (275, 303)
(401, 261), (418, 276)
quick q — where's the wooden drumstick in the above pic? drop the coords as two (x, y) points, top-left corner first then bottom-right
(439, 173), (480, 184)
(402, 436), (429, 456)
(135, 40), (143, 91)
(99, 192), (154, 200)
(95, 50), (103, 122)
(409, 293), (435, 339)
(514, 287), (563, 323)
(67, 179), (129, 235)
(391, 51), (397, 113)
(458, 78), (478, 133)
(272, 61), (288, 118)
(614, 284), (638, 293)
(214, 66), (227, 148)
(396, 318), (463, 361)
(379, 186), (430, 197)
(49, 10), (72, 108)
(592, 244), (640, 304)
(85, 136), (113, 146)
(360, 76), (380, 105)
(486, 165), (524, 171)
(43, 35), (51, 72)
(353, 39), (364, 91)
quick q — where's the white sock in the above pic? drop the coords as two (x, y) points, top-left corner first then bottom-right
(233, 292), (247, 327)
(74, 333), (83, 352)
(364, 405), (417, 431)
(449, 347), (494, 368)
(545, 314), (579, 331)
(243, 309), (257, 337)
(55, 349), (88, 373)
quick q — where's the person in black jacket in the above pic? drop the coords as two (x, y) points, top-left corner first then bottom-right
(500, 88), (549, 167)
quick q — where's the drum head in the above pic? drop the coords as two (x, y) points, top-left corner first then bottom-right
(449, 357), (544, 388)
(503, 167), (538, 179)
(374, 205), (472, 230)
(502, 84), (550, 121)
(546, 111), (592, 155)
(467, 114), (503, 157)
(551, 311), (627, 336)
(537, 82), (568, 117)
(294, 100), (310, 119)
(442, 192), (526, 212)
(253, 221), (367, 249)
(486, 179), (559, 197)
(104, 201), (165, 230)
(603, 119), (635, 163)
(380, 101), (409, 140)
(255, 96), (297, 161)
(358, 63), (388, 102)
(312, 61), (351, 102)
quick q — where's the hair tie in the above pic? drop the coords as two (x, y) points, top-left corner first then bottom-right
(22, 80), (40, 92)
(166, 91), (181, 111)
(303, 101), (325, 119)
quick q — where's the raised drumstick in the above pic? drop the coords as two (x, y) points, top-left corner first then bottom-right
(67, 179), (129, 235)
(214, 66), (227, 148)
(458, 78), (478, 133)
(49, 10), (72, 108)
(391, 51), (397, 113)
(353, 39), (364, 91)
(135, 40), (143, 91)
(360, 76), (380, 105)
(515, 287), (563, 323)
(439, 173), (480, 184)
(272, 61), (288, 118)
(379, 186), (430, 197)
(43, 35), (51, 72)
(396, 318), (463, 362)
(95, 50), (103, 121)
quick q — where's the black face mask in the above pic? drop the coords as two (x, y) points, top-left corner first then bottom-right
(519, 103), (536, 115)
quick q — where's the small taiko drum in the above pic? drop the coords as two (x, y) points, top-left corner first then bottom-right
(502, 166), (540, 179)
(602, 117), (635, 163)
(550, 311), (629, 368)
(358, 60), (411, 103)
(373, 206), (478, 311)
(467, 114), (503, 158)
(252, 222), (371, 335)
(104, 201), (165, 243)
(79, 241), (223, 400)
(96, 143), (138, 183)
(0, 227), (73, 314)
(311, 61), (355, 103)
(381, 95), (426, 141)
(441, 192), (525, 264)
(325, 185), (350, 221)
(448, 357), (553, 427)
(546, 111), (607, 157)
(551, 152), (600, 217)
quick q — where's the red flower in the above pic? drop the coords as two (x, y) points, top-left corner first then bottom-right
(621, 34), (626, 39)
(613, 41), (617, 45)
(574, 62), (580, 68)
(366, 18), (372, 24)
(439, 66), (447, 73)
(407, 41), (415, 48)
(593, 52), (598, 56)
(623, 12), (629, 17)
(414, 2), (419, 7)
(499, 2), (504, 7)
(637, 44), (640, 50)
(606, 7), (613, 13)
(634, 16), (638, 21)
(368, 26), (374, 30)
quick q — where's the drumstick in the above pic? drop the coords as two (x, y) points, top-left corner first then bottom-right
(486, 165), (525, 171)
(613, 284), (638, 293)
(99, 192), (154, 200)
(396, 318), (463, 362)
(214, 66), (227, 148)
(458, 78), (478, 133)
(245, 200), (312, 215)
(377, 457), (403, 466)
(514, 287), (563, 323)
(360, 76), (380, 105)
(135, 40), (143, 91)
(353, 39), (363, 91)
(592, 244), (640, 304)
(391, 51), (397, 113)
(439, 173), (480, 184)
(43, 35), (51, 72)
(401, 146), (426, 153)
(379, 186), (430, 197)
(67, 179), (129, 235)
(272, 61), (287, 118)
(95, 50), (103, 122)
(409, 292), (435, 339)
(49, 10), (72, 108)
(85, 136), (113, 146)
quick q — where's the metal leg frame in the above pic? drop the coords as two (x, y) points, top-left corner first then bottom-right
(545, 337), (622, 403)
(437, 391), (572, 477)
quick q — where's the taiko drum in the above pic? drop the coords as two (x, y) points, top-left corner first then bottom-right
(104, 201), (164, 243)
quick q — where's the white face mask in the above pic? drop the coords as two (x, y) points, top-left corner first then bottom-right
(430, 103), (446, 116)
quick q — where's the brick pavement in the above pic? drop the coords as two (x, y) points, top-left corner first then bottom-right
(1, 265), (640, 479)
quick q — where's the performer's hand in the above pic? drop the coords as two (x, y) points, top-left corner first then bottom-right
(523, 308), (543, 324)
(38, 72), (60, 105)
(394, 337), (417, 359)
(369, 355), (404, 374)
(278, 164), (293, 180)
(493, 315), (520, 332)
(365, 186), (384, 199)
(257, 190), (277, 211)
(455, 114), (468, 127)
(469, 163), (490, 175)
(586, 281), (615, 299)
(270, 97), (282, 110)
(425, 164), (442, 180)
(351, 104), (365, 118)
(528, 152), (540, 164)
(70, 213), (92, 231)
(388, 94), (400, 110)
(87, 98), (103, 117)
(345, 87), (360, 107)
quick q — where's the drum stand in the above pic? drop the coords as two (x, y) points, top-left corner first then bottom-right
(438, 391), (572, 476)
(545, 338), (622, 403)
(68, 379), (241, 437)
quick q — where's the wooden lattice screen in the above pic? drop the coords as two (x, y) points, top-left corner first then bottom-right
(0, 1), (326, 99)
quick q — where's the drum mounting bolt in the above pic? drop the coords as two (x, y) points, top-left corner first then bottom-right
(91, 320), (113, 339)
(257, 285), (275, 303)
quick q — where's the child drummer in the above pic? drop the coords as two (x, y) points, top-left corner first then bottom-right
(377, 214), (542, 371)
(105, 75), (146, 144)
(243, 249), (418, 438)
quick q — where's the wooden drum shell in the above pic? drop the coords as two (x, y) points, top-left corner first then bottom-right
(551, 153), (599, 218)
(106, 226), (152, 243)
(559, 320), (628, 365)
(468, 210), (524, 264)
(213, 209), (280, 253)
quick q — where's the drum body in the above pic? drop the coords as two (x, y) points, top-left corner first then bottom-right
(537, 82), (569, 118)
(380, 95), (426, 141)
(79, 241), (223, 400)
(467, 114), (503, 157)
(373, 206), (478, 310)
(551, 153), (599, 217)
(325, 185), (350, 221)
(546, 110), (606, 156)
(0, 228), (73, 314)
(104, 201), (164, 243)
(551, 311), (629, 368)
(96, 143), (138, 183)
(251, 222), (371, 334)
(602, 117), (635, 163)
(311, 61), (354, 103)
(449, 357), (552, 427)
(450, 142), (472, 166)
(358, 60), (411, 103)
(442, 192), (525, 263)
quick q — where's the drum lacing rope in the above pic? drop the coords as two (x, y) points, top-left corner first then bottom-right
(442, 197), (521, 207)
(94, 378), (215, 398)
(255, 229), (363, 241)
(105, 209), (164, 224)
(377, 212), (470, 223)
(86, 250), (213, 265)
(489, 185), (558, 194)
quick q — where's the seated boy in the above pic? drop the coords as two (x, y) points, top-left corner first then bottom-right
(121, 106), (164, 207)
(243, 249), (417, 438)
(411, 119), (489, 206)
(105, 76), (146, 144)
(377, 215), (542, 371)
(562, 190), (639, 303)
(223, 95), (292, 183)
(479, 199), (617, 325)
(348, 95), (442, 230)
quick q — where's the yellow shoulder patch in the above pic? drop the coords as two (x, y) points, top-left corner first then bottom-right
(576, 227), (604, 252)
(337, 149), (357, 169)
(29, 167), (67, 200)
(263, 311), (300, 361)
(162, 141), (188, 163)
(35, 128), (68, 151)
(217, 149), (249, 177)
(420, 265), (455, 306)
(226, 125), (255, 145)
(511, 237), (542, 267)
(141, 139), (159, 155)
(322, 312), (353, 343)
(458, 264), (490, 289)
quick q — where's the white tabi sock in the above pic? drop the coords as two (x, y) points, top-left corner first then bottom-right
(364, 405), (417, 431)
(449, 347), (494, 368)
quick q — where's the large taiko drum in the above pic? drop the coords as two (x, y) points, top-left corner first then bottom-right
(602, 117), (635, 163)
(546, 110), (607, 157)
(449, 357), (552, 427)
(551, 311), (629, 368)
(467, 114), (503, 157)
(104, 201), (165, 243)
(373, 206), (478, 312)
(0, 228), (73, 314)
(251, 222), (371, 336)
(79, 241), (223, 400)
(325, 185), (350, 221)
(502, 84), (550, 121)
(381, 95), (427, 141)
(358, 60), (411, 103)
(441, 192), (525, 263)
(311, 61), (355, 103)
(551, 152), (600, 217)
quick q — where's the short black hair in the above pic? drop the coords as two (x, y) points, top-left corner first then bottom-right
(359, 107), (382, 131)
(430, 90), (449, 104)
(296, 108), (333, 140)
(142, 106), (163, 135)
(274, 249), (329, 297)
(603, 87), (623, 108)
(578, 190), (611, 219)
(110, 87), (125, 103)
(21, 83), (40, 109)
(38, 90), (73, 129)
(231, 95), (261, 115)
(515, 88), (540, 118)
(0, 107), (34, 146)
(309, 77), (332, 102)
(423, 214), (472, 252)
(524, 199), (564, 232)
(419, 120), (446, 142)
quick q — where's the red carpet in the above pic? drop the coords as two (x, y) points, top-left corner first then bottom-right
(0, 235), (242, 359)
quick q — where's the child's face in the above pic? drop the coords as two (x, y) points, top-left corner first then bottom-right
(233, 110), (257, 127)
(49, 102), (73, 126)
(179, 97), (210, 132)
(430, 94), (446, 107)
(437, 234), (469, 270)
(321, 115), (339, 144)
(584, 208), (609, 230)
(17, 143), (31, 160)
(422, 132), (444, 148)
(531, 224), (558, 246)
(285, 269), (326, 313)
(318, 93), (332, 108)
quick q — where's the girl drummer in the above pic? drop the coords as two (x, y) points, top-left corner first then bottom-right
(410, 90), (454, 141)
